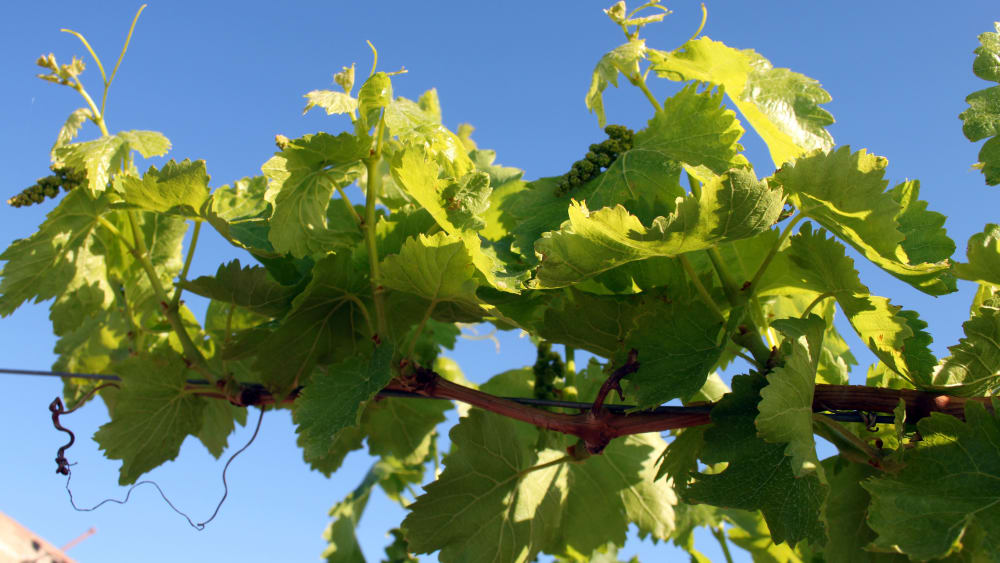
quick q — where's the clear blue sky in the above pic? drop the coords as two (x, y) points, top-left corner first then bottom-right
(1, 2), (998, 561)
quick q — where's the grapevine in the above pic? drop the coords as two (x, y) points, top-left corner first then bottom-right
(4, 3), (1000, 563)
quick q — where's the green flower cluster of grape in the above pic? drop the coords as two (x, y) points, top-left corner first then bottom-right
(7, 165), (85, 208)
(532, 341), (565, 401)
(555, 124), (634, 195)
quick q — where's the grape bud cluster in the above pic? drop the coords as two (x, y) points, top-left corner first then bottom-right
(7, 166), (86, 208)
(555, 124), (634, 195)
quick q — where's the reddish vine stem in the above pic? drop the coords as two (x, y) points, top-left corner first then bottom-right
(590, 348), (639, 416)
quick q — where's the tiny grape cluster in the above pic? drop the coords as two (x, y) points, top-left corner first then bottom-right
(7, 166), (85, 208)
(555, 124), (634, 195)
(532, 341), (565, 401)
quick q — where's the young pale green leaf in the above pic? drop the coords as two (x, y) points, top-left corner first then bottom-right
(440, 172), (491, 232)
(622, 298), (725, 407)
(201, 176), (274, 255)
(683, 375), (827, 547)
(533, 168), (783, 288)
(251, 252), (373, 394)
(50, 107), (93, 159)
(787, 225), (936, 387)
(864, 402), (1000, 560)
(385, 96), (473, 178)
(262, 132), (368, 257)
(293, 343), (395, 473)
(379, 232), (483, 319)
(954, 224), (1000, 286)
(0, 188), (110, 316)
(180, 259), (298, 318)
(587, 39), (647, 127)
(649, 37), (833, 168)
(959, 22), (1000, 186)
(115, 159), (210, 215)
(402, 410), (566, 563)
(357, 72), (393, 131)
(932, 303), (1000, 395)
(54, 130), (171, 195)
(756, 315), (826, 481)
(303, 89), (358, 116)
(94, 351), (207, 485)
(637, 82), (747, 177)
(775, 147), (955, 295)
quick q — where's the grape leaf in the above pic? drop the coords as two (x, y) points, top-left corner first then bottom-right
(197, 399), (247, 459)
(379, 232), (484, 322)
(586, 39), (647, 128)
(362, 396), (449, 466)
(535, 289), (652, 359)
(533, 168), (783, 288)
(201, 176), (274, 255)
(649, 37), (833, 168)
(822, 458), (905, 563)
(51, 107), (93, 159)
(94, 351), (207, 484)
(683, 375), (827, 546)
(115, 159), (210, 215)
(402, 410), (566, 563)
(723, 509), (806, 563)
(622, 297), (725, 407)
(654, 426), (706, 484)
(932, 303), (1000, 395)
(0, 188), (109, 316)
(385, 96), (472, 178)
(54, 130), (171, 195)
(252, 252), (373, 394)
(358, 72), (393, 131)
(787, 224), (936, 387)
(864, 402), (1000, 560)
(181, 259), (298, 318)
(756, 315), (825, 481)
(304, 89), (358, 116)
(954, 224), (1000, 286)
(636, 82), (747, 177)
(775, 147), (955, 295)
(959, 22), (1000, 186)
(293, 343), (394, 472)
(262, 132), (368, 257)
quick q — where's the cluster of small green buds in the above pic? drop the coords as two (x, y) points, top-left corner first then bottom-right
(36, 53), (86, 86)
(532, 341), (565, 401)
(7, 165), (86, 208)
(555, 124), (634, 195)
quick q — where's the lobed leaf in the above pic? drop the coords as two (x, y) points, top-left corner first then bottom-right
(116, 159), (210, 215)
(54, 130), (171, 195)
(959, 22), (1000, 186)
(586, 40), (647, 127)
(932, 303), (1000, 396)
(180, 259), (298, 318)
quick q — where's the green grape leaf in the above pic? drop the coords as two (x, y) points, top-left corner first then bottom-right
(358, 72), (393, 131)
(293, 343), (395, 472)
(649, 37), (833, 168)
(864, 402), (1000, 559)
(379, 232), (484, 321)
(385, 96), (472, 178)
(304, 89), (358, 116)
(683, 375), (827, 546)
(252, 252), (373, 394)
(954, 224), (1000, 286)
(402, 410), (566, 563)
(54, 130), (171, 195)
(180, 259), (298, 318)
(51, 107), (93, 159)
(723, 509), (806, 563)
(933, 303), (1000, 395)
(93, 351), (207, 485)
(622, 297), (725, 407)
(822, 458), (905, 563)
(262, 132), (368, 257)
(756, 315), (825, 481)
(654, 426), (706, 483)
(587, 39), (647, 128)
(115, 159), (210, 215)
(637, 82), (747, 176)
(362, 396), (449, 466)
(440, 172), (491, 232)
(197, 400), (247, 459)
(536, 289), (652, 359)
(302, 423), (366, 477)
(788, 224), (936, 386)
(775, 147), (955, 295)
(0, 188), (109, 316)
(533, 168), (783, 288)
(201, 176), (274, 255)
(959, 23), (1000, 186)
(553, 433), (676, 555)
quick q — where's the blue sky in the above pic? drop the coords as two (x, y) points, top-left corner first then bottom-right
(1, 2), (998, 561)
